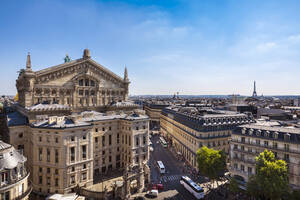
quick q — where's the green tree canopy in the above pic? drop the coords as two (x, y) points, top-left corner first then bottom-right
(196, 146), (227, 182)
(247, 150), (289, 200)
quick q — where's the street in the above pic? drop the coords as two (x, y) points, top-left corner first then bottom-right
(147, 134), (200, 200)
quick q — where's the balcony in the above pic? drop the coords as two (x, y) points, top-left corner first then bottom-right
(0, 171), (29, 190)
(16, 183), (32, 200)
(231, 139), (300, 154)
(231, 157), (255, 164)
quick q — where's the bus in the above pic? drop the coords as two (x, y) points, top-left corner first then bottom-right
(180, 176), (204, 199)
(157, 161), (165, 174)
(159, 137), (168, 148)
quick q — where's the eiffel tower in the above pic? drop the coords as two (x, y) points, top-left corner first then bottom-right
(252, 81), (257, 97)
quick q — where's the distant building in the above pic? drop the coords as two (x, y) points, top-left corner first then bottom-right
(0, 140), (31, 199)
(257, 108), (293, 120)
(144, 101), (171, 129)
(230, 122), (300, 190)
(252, 81), (257, 97)
(160, 106), (253, 168)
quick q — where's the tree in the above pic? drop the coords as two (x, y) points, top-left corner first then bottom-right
(196, 146), (227, 190)
(247, 150), (289, 200)
(228, 177), (240, 200)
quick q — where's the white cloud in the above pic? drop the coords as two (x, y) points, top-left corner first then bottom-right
(288, 34), (300, 41)
(256, 42), (277, 52)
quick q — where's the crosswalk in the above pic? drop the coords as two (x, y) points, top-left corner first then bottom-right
(160, 175), (182, 183)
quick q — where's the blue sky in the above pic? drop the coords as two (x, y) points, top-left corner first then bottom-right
(1, 0), (300, 95)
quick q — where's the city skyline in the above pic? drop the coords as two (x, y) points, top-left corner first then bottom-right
(1, 0), (300, 96)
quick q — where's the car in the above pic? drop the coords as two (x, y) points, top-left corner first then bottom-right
(146, 189), (158, 197)
(153, 183), (164, 190)
(134, 196), (145, 200)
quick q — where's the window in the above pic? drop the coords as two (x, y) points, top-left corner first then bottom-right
(83, 135), (86, 140)
(70, 176), (75, 184)
(241, 137), (245, 143)
(91, 90), (95, 95)
(241, 165), (245, 171)
(71, 136), (75, 141)
(284, 154), (290, 162)
(248, 167), (252, 174)
(135, 156), (139, 163)
(55, 169), (58, 175)
(79, 90), (83, 95)
(55, 178), (59, 187)
(273, 142), (278, 149)
(82, 172), (87, 181)
(47, 177), (51, 185)
(116, 155), (120, 161)
(47, 168), (50, 174)
(234, 144), (238, 150)
(102, 150), (105, 155)
(117, 134), (120, 144)
(82, 145), (87, 160)
(102, 136), (105, 146)
(129, 136), (131, 146)
(264, 141), (269, 147)
(143, 126), (146, 129)
(39, 136), (42, 142)
(109, 135), (112, 145)
(79, 79), (83, 86)
(71, 167), (75, 172)
(102, 127), (105, 131)
(19, 133), (23, 138)
(83, 164), (86, 169)
(55, 149), (59, 163)
(39, 148), (43, 161)
(95, 128), (98, 132)
(47, 149), (50, 162)
(90, 80), (95, 86)
(70, 147), (75, 162)
(143, 136), (146, 145)
(102, 157), (105, 164)
(85, 79), (89, 86)
(256, 139), (260, 145)
(109, 127), (111, 131)
(284, 144), (289, 151)
(85, 90), (89, 96)
(136, 136), (139, 146)
(39, 176), (43, 184)
(55, 137), (59, 143)
(39, 167), (43, 173)
(241, 145), (245, 151)
(109, 156), (112, 162)
(95, 137), (98, 143)
(136, 127), (139, 130)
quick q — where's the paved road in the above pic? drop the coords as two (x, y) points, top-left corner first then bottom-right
(147, 134), (199, 200)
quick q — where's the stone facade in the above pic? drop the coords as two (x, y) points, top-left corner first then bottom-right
(230, 123), (300, 190)
(5, 50), (149, 197)
(16, 49), (130, 111)
(0, 140), (31, 200)
(160, 106), (253, 168)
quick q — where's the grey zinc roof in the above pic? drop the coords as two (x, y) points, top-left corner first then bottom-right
(31, 110), (148, 129)
(26, 104), (70, 111)
(0, 141), (11, 150)
(239, 123), (300, 134)
(7, 111), (27, 126)
(0, 141), (26, 170)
